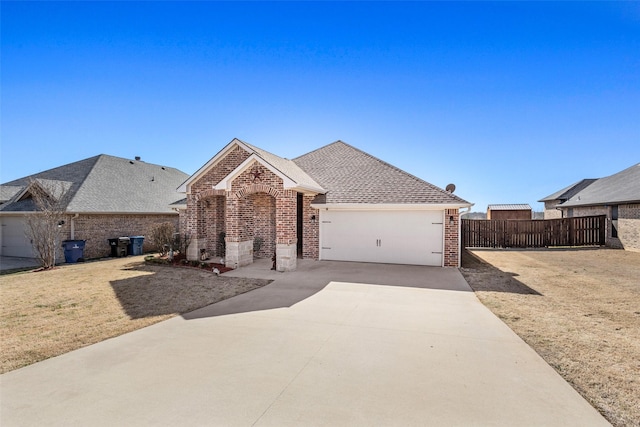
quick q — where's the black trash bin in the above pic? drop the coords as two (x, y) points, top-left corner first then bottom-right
(128, 236), (145, 256)
(108, 238), (119, 257)
(117, 237), (130, 257)
(62, 240), (86, 263)
(108, 238), (130, 257)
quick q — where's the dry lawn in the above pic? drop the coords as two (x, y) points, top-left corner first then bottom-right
(0, 256), (270, 374)
(460, 248), (640, 427)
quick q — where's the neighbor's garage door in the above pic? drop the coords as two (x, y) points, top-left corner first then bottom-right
(320, 210), (444, 266)
(0, 216), (35, 258)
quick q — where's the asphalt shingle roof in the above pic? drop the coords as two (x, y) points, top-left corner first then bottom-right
(0, 186), (23, 203)
(539, 179), (597, 202)
(559, 163), (640, 207)
(1, 155), (189, 213)
(241, 141), (324, 192)
(293, 141), (470, 205)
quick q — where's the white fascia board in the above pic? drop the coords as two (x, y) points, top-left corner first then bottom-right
(177, 138), (249, 194)
(214, 154), (297, 191)
(310, 203), (473, 211)
(290, 184), (326, 195)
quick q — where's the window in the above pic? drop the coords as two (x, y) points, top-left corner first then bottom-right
(611, 206), (619, 238)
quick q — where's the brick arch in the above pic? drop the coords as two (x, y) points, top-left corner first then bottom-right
(234, 184), (281, 199)
(195, 188), (226, 201)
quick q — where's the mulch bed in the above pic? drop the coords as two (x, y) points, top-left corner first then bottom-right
(145, 254), (234, 274)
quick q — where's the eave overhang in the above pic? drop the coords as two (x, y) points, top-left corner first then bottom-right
(310, 202), (474, 211)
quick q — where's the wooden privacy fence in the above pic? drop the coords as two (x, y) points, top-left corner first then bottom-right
(462, 215), (606, 248)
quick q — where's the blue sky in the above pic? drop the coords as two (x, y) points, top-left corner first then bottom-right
(2, 1), (639, 212)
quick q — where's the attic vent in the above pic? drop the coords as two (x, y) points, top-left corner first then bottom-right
(129, 161), (134, 164)
(135, 156), (141, 161)
(161, 167), (166, 170)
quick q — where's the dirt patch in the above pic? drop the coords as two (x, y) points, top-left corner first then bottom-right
(0, 256), (271, 374)
(460, 248), (640, 427)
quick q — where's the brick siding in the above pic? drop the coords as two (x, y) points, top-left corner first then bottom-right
(619, 204), (640, 251)
(186, 157), (302, 266)
(302, 194), (319, 259)
(543, 201), (563, 219)
(444, 208), (460, 267)
(184, 146), (250, 240)
(62, 213), (179, 259)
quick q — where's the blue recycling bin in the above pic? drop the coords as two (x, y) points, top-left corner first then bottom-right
(128, 236), (145, 256)
(62, 240), (86, 263)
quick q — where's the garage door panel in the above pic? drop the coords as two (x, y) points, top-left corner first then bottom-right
(320, 210), (443, 266)
(1, 216), (36, 258)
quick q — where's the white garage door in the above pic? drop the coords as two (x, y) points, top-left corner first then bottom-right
(320, 210), (444, 266)
(0, 216), (36, 258)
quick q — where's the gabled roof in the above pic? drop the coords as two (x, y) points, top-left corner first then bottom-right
(559, 163), (640, 207)
(488, 204), (531, 210)
(178, 138), (325, 194)
(293, 141), (471, 206)
(1, 155), (189, 214)
(539, 179), (597, 202)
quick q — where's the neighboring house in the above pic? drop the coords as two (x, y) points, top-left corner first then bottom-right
(539, 163), (640, 251)
(486, 204), (532, 220)
(178, 138), (472, 271)
(0, 155), (189, 259)
(539, 179), (598, 219)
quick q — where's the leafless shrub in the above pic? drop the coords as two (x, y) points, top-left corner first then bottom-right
(24, 179), (70, 269)
(148, 222), (175, 255)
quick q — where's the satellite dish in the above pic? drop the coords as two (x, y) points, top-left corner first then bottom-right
(446, 183), (456, 193)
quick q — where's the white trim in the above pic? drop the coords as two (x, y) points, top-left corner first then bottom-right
(310, 203), (472, 211)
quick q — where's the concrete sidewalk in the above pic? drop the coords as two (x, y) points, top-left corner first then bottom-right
(0, 261), (609, 426)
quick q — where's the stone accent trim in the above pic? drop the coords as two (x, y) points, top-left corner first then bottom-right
(276, 243), (297, 271)
(225, 239), (254, 268)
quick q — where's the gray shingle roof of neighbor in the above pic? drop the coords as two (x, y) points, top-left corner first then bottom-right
(559, 163), (640, 207)
(0, 186), (23, 203)
(539, 179), (598, 202)
(488, 204), (532, 210)
(1, 155), (189, 213)
(293, 141), (471, 206)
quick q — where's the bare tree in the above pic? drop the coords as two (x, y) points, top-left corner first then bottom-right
(24, 179), (70, 269)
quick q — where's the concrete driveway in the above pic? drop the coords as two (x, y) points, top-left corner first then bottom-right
(0, 256), (39, 272)
(0, 260), (609, 426)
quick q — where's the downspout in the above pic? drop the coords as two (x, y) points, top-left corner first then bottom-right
(70, 213), (79, 239)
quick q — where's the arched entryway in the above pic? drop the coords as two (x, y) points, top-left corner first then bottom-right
(225, 181), (298, 271)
